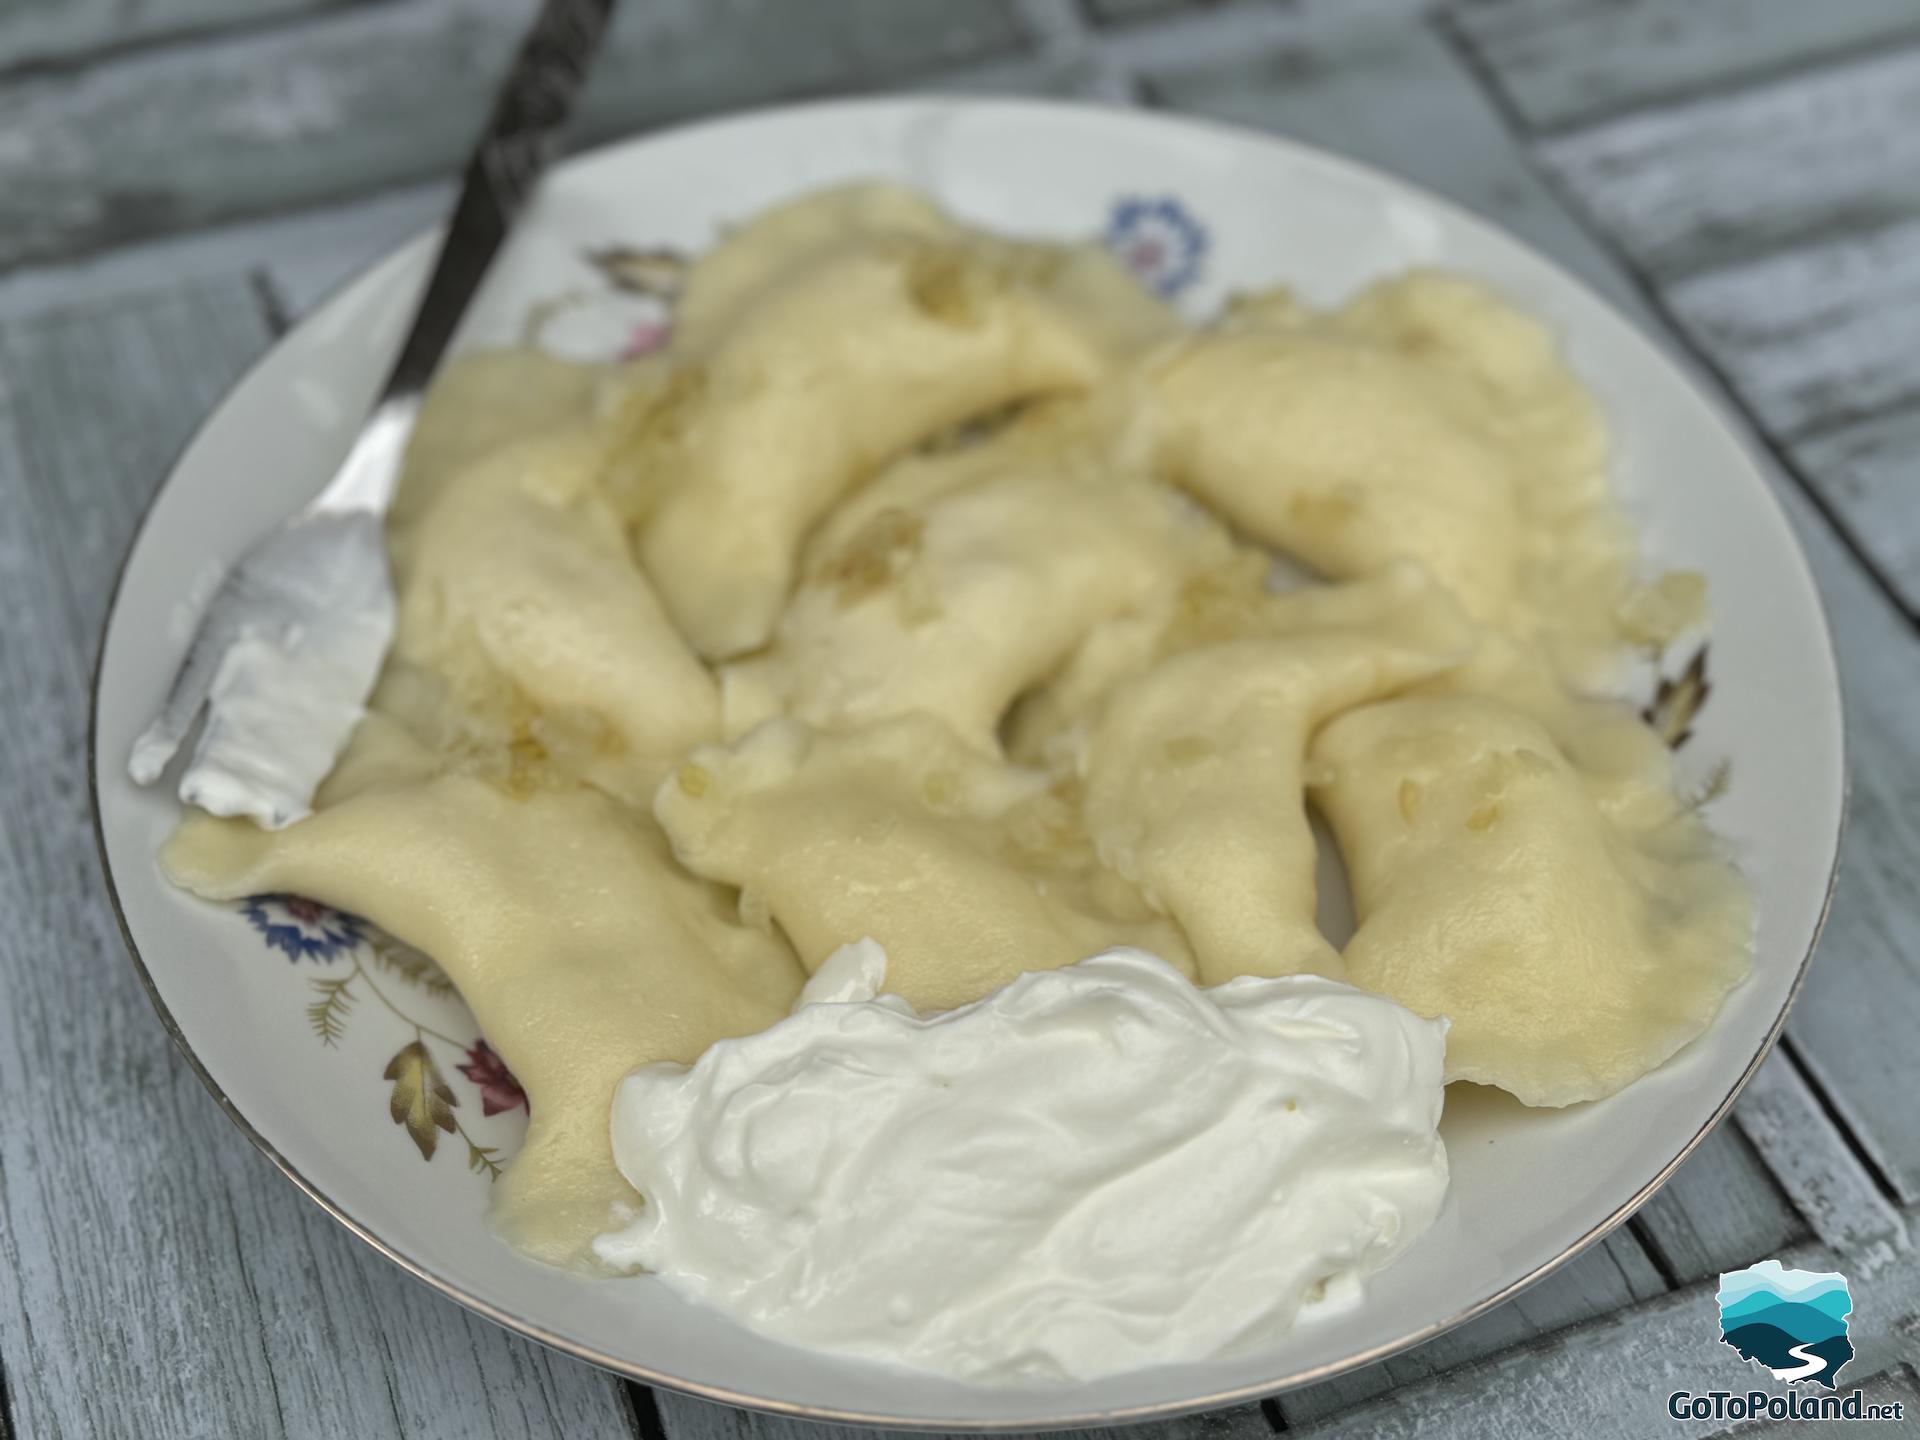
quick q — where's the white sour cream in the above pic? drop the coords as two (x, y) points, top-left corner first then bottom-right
(594, 944), (1448, 1382)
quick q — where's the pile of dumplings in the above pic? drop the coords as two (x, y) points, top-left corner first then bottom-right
(163, 184), (1752, 1269)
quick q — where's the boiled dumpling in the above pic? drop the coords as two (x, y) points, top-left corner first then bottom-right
(722, 413), (1233, 750)
(163, 724), (804, 1267)
(1078, 567), (1474, 984)
(1143, 273), (1636, 684)
(654, 715), (1194, 1013)
(1308, 694), (1751, 1106)
(386, 348), (610, 535)
(672, 182), (953, 351)
(800, 397), (1104, 562)
(626, 192), (1177, 657)
(1333, 276), (1642, 682)
(1009, 553), (1445, 764)
(1147, 308), (1516, 614)
(392, 428), (718, 798)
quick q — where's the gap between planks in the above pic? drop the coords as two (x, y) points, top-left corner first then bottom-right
(0, 0), (378, 78)
(1446, 0), (1920, 137)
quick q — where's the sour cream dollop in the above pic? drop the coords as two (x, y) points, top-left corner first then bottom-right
(594, 944), (1448, 1382)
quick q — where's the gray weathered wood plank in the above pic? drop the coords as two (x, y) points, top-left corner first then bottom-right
(1755, 447), (1920, 1212)
(0, 0), (346, 72)
(0, 277), (640, 1440)
(1662, 216), (1920, 442)
(1446, 0), (1920, 133)
(1791, 405), (1920, 621)
(1108, 0), (1431, 80)
(0, 38), (1121, 332)
(1538, 40), (1920, 280)
(0, 0), (1023, 272)
(1631, 1127), (1806, 1288)
(891, 0), (1136, 113)
(1286, 1221), (1920, 1439)
(1144, 15), (1648, 313)
(1084, 0), (1199, 27)
(253, 182), (458, 321)
(1091, 0), (1429, 32)
(1147, 3), (1920, 1210)
(1733, 1053), (1908, 1268)
(0, 182), (447, 325)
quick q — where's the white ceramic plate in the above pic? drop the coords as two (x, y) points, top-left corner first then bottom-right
(92, 98), (1844, 1428)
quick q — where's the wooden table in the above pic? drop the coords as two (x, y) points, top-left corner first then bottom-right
(3, 2), (1917, 1435)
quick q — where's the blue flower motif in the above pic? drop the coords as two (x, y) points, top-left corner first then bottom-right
(1105, 196), (1208, 299)
(242, 895), (364, 963)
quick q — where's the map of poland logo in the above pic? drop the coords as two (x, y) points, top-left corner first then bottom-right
(1716, 1259), (1854, 1390)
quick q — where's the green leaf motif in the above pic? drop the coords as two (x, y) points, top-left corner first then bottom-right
(384, 1041), (457, 1161)
(467, 1141), (505, 1182)
(306, 977), (355, 1047)
(1644, 645), (1711, 749)
(368, 932), (455, 998)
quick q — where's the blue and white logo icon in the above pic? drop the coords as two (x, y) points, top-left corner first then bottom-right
(1716, 1259), (1854, 1391)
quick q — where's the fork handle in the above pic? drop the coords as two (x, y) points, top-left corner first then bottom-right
(380, 0), (616, 402)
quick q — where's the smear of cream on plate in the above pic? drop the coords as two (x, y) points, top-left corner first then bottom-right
(595, 943), (1449, 1382)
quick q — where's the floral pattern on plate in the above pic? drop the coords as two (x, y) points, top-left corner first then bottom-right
(1104, 196), (1208, 298)
(243, 894), (363, 962)
(246, 895), (520, 1182)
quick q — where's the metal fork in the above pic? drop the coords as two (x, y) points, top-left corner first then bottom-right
(129, 0), (616, 829)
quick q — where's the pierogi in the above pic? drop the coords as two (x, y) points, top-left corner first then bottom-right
(157, 181), (1752, 1271)
(1309, 694), (1751, 1106)
(626, 185), (1179, 658)
(720, 412), (1234, 751)
(655, 715), (1196, 1013)
(1142, 274), (1652, 686)
(1075, 566), (1476, 986)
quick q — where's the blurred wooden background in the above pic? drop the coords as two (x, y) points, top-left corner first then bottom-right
(1, 1), (1916, 1436)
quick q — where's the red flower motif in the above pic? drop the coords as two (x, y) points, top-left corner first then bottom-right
(457, 1039), (528, 1116)
(620, 319), (672, 360)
